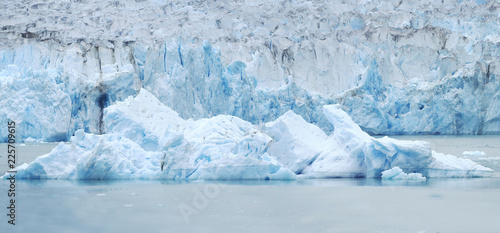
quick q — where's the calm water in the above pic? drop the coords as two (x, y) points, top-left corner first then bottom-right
(1, 136), (500, 233)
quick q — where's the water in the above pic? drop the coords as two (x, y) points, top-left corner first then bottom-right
(1, 136), (500, 232)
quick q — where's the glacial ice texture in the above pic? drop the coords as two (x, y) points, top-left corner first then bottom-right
(5, 90), (493, 180)
(1, 0), (500, 142)
(10, 89), (296, 180)
(381, 167), (426, 181)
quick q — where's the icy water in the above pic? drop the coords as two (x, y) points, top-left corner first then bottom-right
(1, 136), (500, 233)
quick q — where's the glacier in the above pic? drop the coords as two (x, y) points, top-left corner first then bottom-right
(1, 0), (500, 142)
(4, 89), (493, 180)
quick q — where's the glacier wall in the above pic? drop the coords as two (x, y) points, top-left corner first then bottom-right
(1, 0), (500, 141)
(0, 43), (141, 141)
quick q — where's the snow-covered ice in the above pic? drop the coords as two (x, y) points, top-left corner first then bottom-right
(4, 90), (493, 180)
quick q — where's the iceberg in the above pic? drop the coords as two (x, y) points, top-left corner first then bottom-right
(427, 152), (494, 178)
(9, 89), (296, 180)
(265, 104), (493, 178)
(14, 130), (163, 179)
(5, 90), (493, 180)
(463, 151), (488, 157)
(298, 105), (434, 178)
(381, 167), (426, 181)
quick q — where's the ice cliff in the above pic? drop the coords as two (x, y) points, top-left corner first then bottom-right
(5, 89), (493, 180)
(1, 0), (500, 142)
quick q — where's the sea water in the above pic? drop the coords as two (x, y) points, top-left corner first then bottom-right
(1, 136), (499, 232)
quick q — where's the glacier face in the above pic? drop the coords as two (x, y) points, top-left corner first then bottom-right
(0, 62), (71, 142)
(5, 89), (493, 180)
(1, 0), (500, 142)
(0, 43), (141, 142)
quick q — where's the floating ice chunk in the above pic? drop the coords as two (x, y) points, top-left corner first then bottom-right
(476, 157), (500, 161)
(372, 136), (433, 174)
(8, 130), (163, 179)
(299, 104), (493, 178)
(427, 151), (494, 177)
(161, 113), (296, 180)
(73, 135), (164, 180)
(8, 89), (295, 180)
(6, 163), (29, 174)
(311, 105), (433, 177)
(463, 151), (487, 157)
(24, 137), (37, 142)
(381, 167), (426, 180)
(10, 126), (295, 180)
